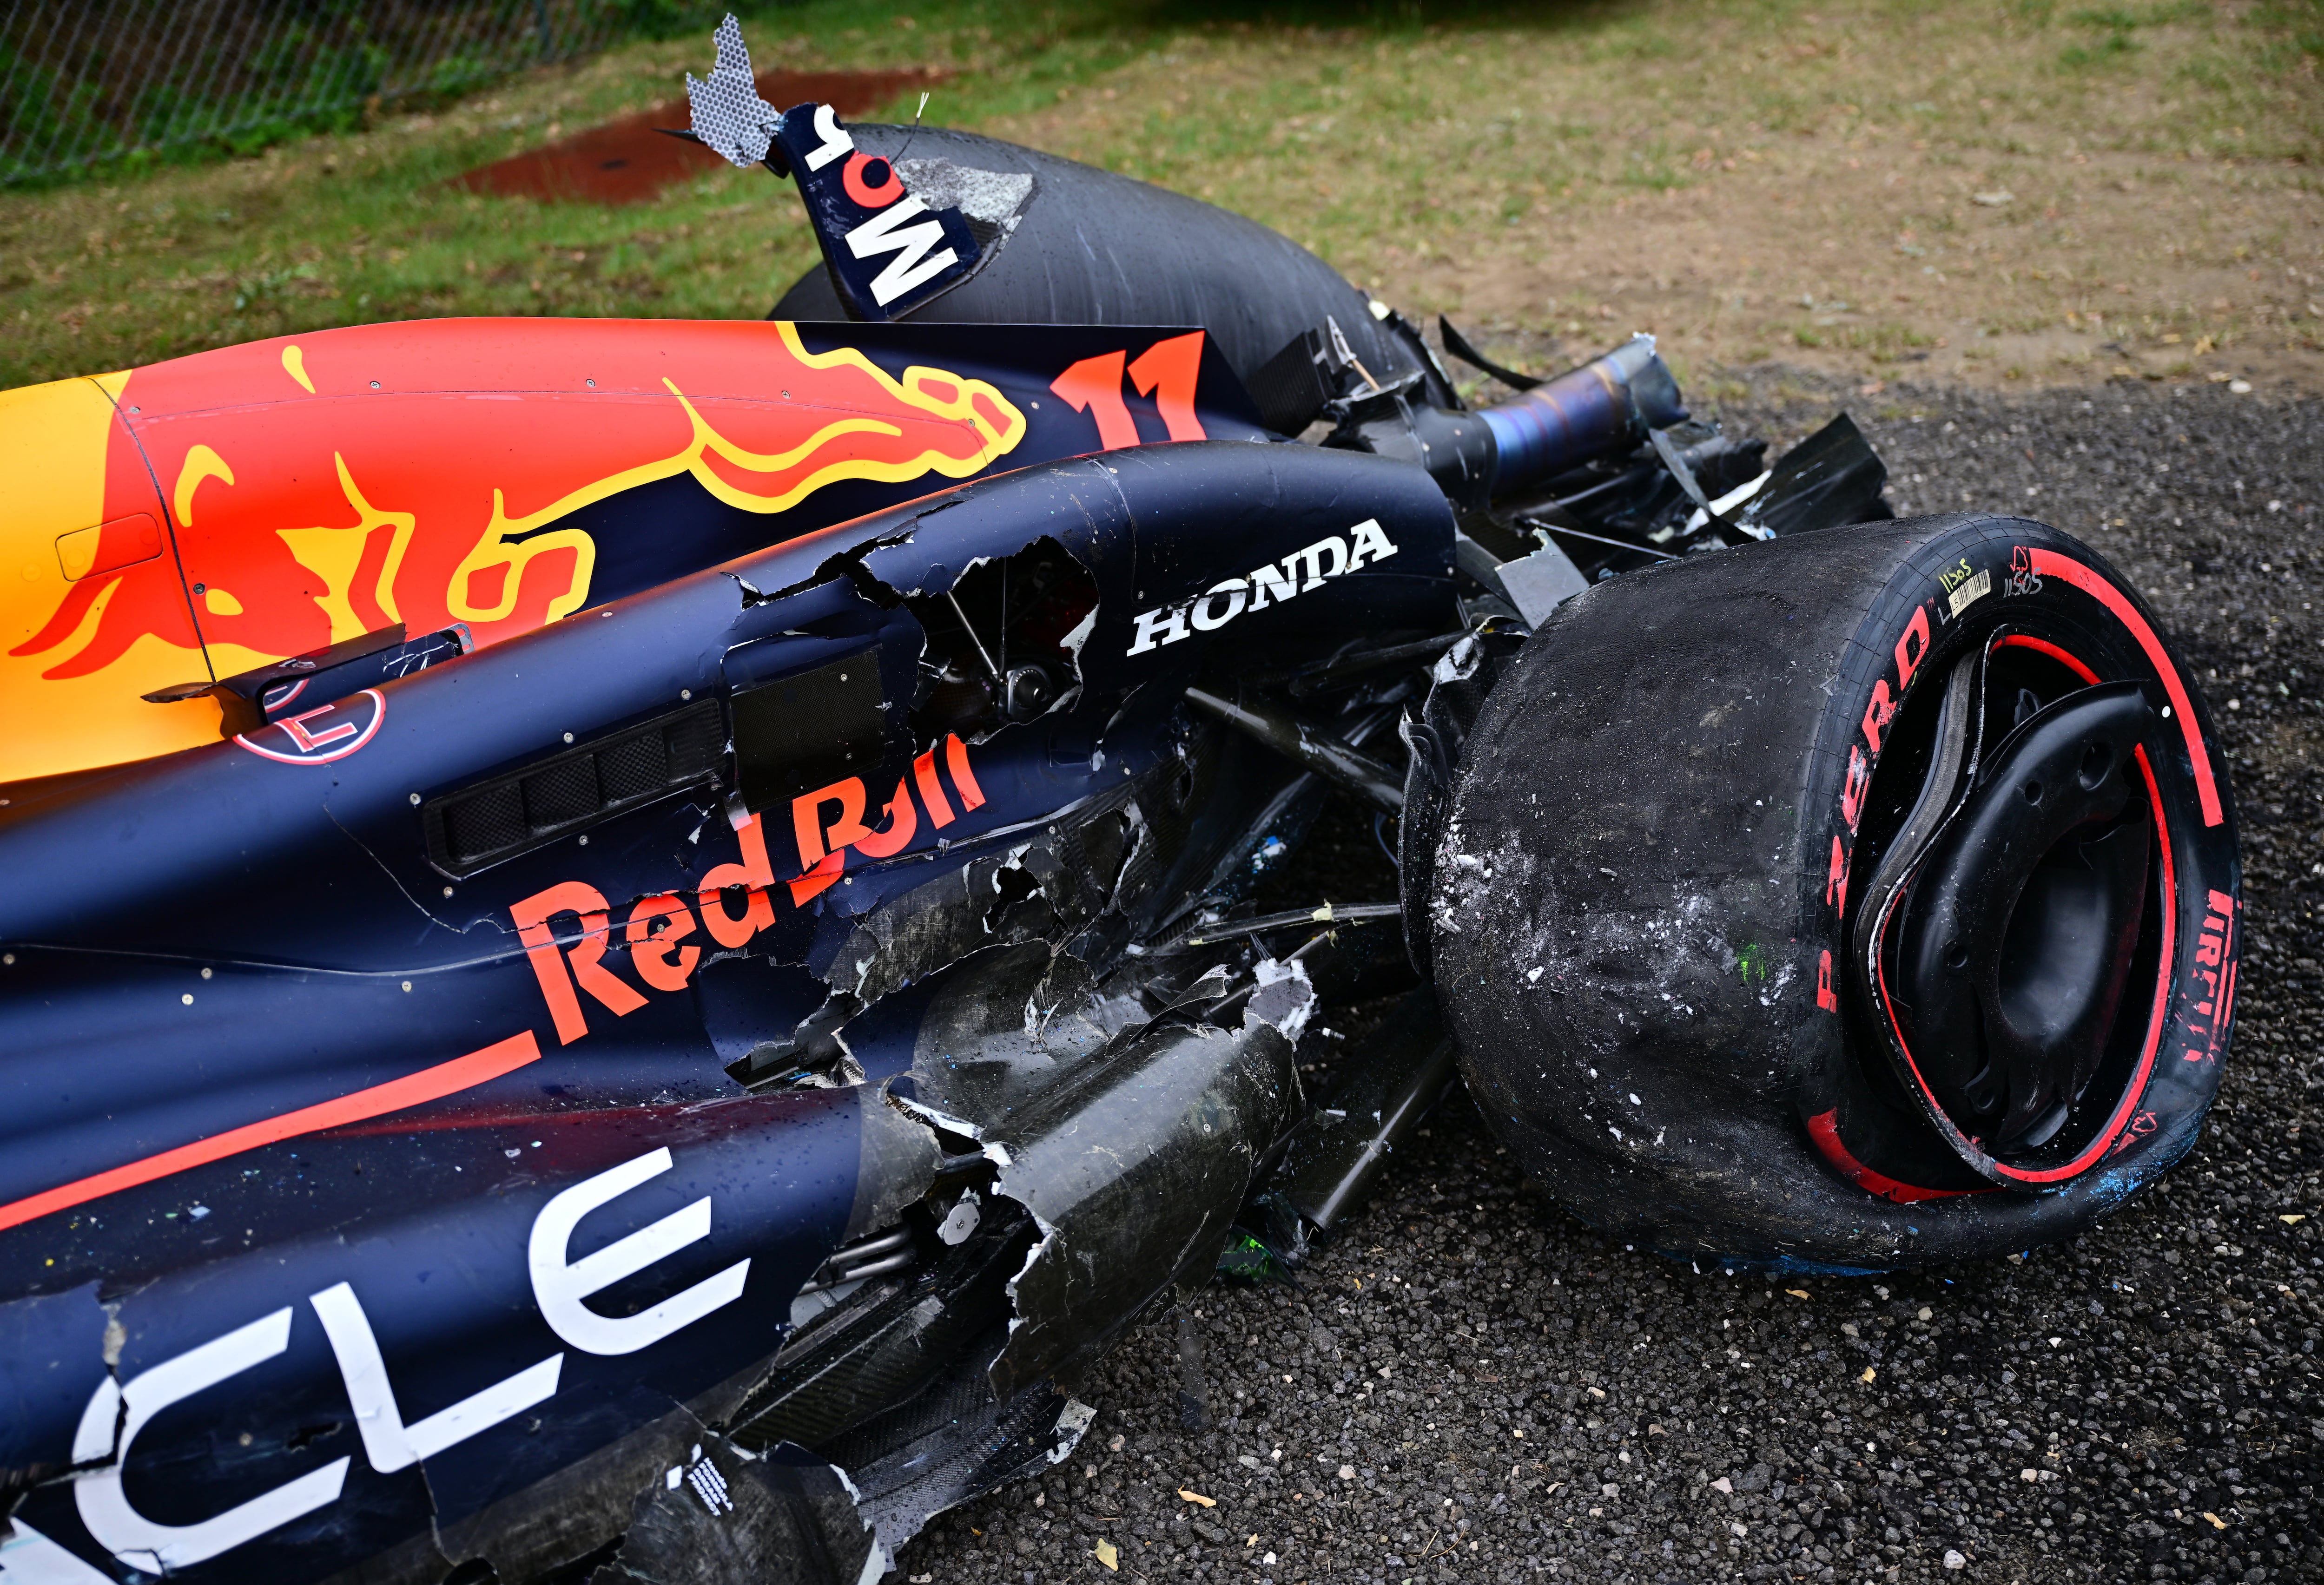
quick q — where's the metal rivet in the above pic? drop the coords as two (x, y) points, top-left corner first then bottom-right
(200, 967), (212, 980)
(578, 835), (589, 846)
(0, 953), (11, 965)
(680, 689), (692, 701)
(401, 980), (412, 992)
(586, 378), (596, 388)
(409, 792), (421, 805)
(563, 731), (574, 743)
(181, 993), (193, 1005)
(442, 886), (454, 897)
(369, 380), (381, 389)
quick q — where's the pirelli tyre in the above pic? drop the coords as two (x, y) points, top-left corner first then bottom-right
(1427, 514), (2240, 1269)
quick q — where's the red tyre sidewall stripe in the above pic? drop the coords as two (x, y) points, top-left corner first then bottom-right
(1991, 632), (2099, 684)
(1844, 598), (2190, 1189)
(2025, 548), (2222, 827)
(1987, 741), (2175, 1184)
(1806, 1109), (1978, 1203)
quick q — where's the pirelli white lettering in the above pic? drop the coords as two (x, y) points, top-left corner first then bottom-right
(1128, 519), (1400, 656)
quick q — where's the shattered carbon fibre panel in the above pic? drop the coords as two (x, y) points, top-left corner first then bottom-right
(596, 1436), (878, 1585)
(769, 123), (1436, 407)
(985, 1004), (1305, 1402)
(878, 947), (1315, 1403)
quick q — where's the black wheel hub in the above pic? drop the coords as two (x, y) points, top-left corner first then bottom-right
(1890, 680), (2152, 1154)
(1850, 635), (2166, 1181)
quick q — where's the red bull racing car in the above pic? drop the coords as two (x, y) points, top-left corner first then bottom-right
(0, 19), (2238, 1584)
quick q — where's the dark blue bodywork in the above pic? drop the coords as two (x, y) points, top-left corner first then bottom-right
(0, 428), (1455, 1584)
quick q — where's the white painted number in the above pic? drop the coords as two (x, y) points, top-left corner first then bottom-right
(803, 103), (853, 171)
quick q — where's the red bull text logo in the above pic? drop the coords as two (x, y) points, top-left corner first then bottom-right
(511, 736), (986, 1045)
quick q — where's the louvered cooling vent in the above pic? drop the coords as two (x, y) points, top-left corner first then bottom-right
(422, 699), (724, 877)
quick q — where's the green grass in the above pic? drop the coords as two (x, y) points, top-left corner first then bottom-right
(2, 0), (2319, 390)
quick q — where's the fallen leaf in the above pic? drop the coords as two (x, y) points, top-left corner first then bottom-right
(1179, 1488), (1216, 1508)
(2203, 1513), (2227, 1531)
(1095, 1538), (1120, 1571)
(1860, 1367), (1878, 1383)
(2282, 1214), (2307, 1225)
(1785, 1289), (1811, 1300)
(1972, 190), (2015, 206)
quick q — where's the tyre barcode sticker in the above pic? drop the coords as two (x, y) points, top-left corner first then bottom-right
(1947, 566), (1992, 618)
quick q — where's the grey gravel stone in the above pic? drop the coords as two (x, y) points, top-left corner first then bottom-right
(895, 375), (2324, 1585)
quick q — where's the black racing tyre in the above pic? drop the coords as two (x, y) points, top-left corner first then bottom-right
(1427, 514), (2240, 1269)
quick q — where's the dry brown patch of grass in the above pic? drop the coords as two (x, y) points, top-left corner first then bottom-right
(2, 1), (2318, 393)
(991, 2), (2324, 391)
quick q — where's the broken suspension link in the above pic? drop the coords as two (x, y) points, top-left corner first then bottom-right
(1183, 686), (1405, 813)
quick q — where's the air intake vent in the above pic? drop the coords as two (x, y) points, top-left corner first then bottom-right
(423, 699), (724, 877)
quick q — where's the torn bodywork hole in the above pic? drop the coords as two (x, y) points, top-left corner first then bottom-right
(909, 536), (1097, 741)
(984, 863), (1044, 934)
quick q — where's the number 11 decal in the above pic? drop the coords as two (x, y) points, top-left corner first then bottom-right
(1050, 332), (1209, 451)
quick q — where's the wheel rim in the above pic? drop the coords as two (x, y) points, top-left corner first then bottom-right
(1849, 630), (2172, 1184)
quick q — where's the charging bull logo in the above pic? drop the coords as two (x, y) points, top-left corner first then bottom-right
(1, 319), (1025, 777)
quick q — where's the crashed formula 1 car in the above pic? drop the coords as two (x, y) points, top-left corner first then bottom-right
(0, 18), (2238, 1585)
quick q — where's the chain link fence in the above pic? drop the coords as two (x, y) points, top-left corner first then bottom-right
(1, 0), (712, 186)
